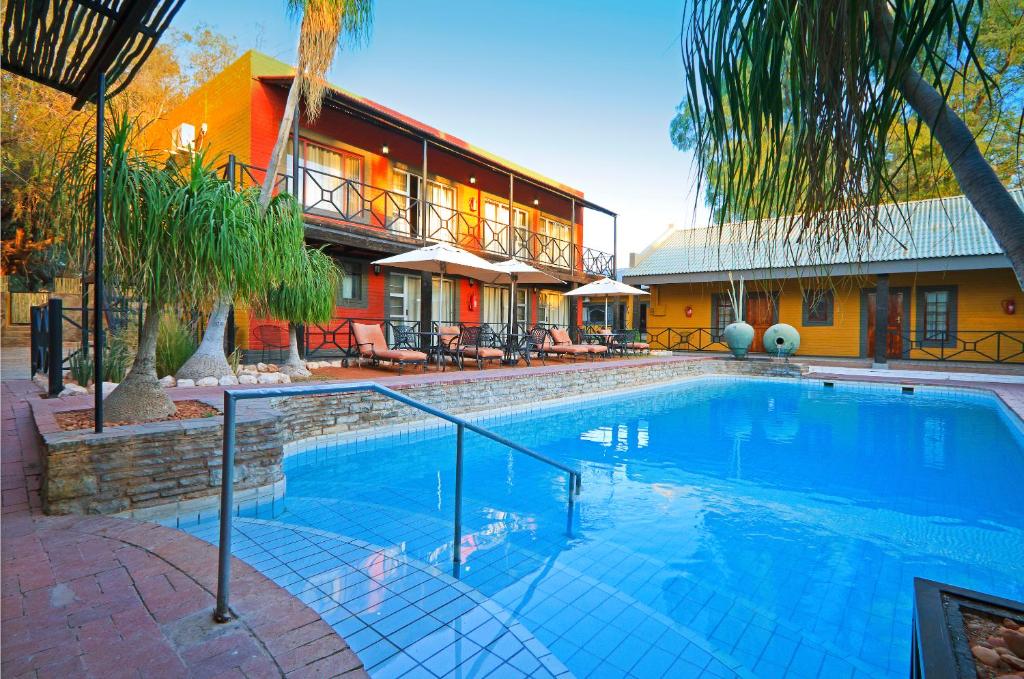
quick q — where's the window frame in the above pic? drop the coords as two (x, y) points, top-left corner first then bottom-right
(916, 285), (958, 348)
(711, 292), (735, 340)
(801, 289), (834, 327)
(334, 258), (368, 309)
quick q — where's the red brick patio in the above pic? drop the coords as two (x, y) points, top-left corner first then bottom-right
(1, 380), (367, 679)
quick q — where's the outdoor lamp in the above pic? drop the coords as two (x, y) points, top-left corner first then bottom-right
(382, 144), (389, 155)
(373, 264), (382, 275)
(469, 175), (476, 184)
(533, 198), (539, 206)
(1003, 299), (1016, 315)
(685, 305), (694, 318)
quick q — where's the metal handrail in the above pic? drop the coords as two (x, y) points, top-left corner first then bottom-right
(214, 381), (582, 623)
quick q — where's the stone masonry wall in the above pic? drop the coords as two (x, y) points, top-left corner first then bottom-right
(39, 358), (803, 515)
(40, 402), (284, 515)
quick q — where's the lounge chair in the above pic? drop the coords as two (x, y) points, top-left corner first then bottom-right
(351, 322), (428, 374)
(460, 325), (504, 370)
(438, 325), (464, 370)
(526, 326), (554, 365)
(547, 327), (600, 362)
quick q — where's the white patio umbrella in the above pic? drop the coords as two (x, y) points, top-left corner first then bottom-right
(563, 277), (649, 329)
(486, 259), (565, 335)
(373, 242), (501, 325)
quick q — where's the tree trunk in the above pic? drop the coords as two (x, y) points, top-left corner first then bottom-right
(103, 304), (176, 423)
(279, 322), (310, 376)
(176, 297), (233, 380)
(871, 1), (1024, 289)
(260, 76), (302, 209)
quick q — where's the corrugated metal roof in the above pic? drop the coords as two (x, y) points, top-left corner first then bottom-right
(627, 190), (1021, 278)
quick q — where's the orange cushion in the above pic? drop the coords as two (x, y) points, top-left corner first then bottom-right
(588, 345), (608, 353)
(550, 328), (572, 344)
(463, 346), (503, 358)
(375, 349), (426, 362)
(352, 322), (388, 355)
(548, 345), (589, 354)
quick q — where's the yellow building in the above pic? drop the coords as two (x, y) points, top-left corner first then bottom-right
(623, 191), (1024, 363)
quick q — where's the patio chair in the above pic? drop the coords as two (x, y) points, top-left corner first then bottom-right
(438, 325), (464, 370)
(460, 325), (504, 370)
(547, 327), (600, 362)
(526, 326), (555, 365)
(251, 323), (290, 363)
(615, 329), (651, 356)
(392, 323), (419, 350)
(351, 322), (428, 375)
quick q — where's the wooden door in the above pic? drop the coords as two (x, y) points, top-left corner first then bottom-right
(746, 294), (774, 352)
(867, 291), (904, 357)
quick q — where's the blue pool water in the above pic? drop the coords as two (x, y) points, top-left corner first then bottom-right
(195, 377), (1024, 678)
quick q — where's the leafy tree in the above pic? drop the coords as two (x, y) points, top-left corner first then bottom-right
(0, 26), (237, 289)
(674, 0), (1024, 284)
(55, 116), (306, 423)
(191, 0), (373, 374)
(263, 245), (340, 371)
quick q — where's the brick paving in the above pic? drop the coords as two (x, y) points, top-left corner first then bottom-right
(1, 380), (368, 679)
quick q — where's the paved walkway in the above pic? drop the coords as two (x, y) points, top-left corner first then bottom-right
(1, 380), (368, 679)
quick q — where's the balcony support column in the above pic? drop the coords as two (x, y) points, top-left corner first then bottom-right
(507, 174), (514, 258)
(873, 274), (890, 367)
(421, 140), (429, 244)
(612, 214), (618, 278)
(570, 198), (576, 276)
(292, 107), (300, 197)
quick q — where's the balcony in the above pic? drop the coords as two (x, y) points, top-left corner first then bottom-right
(224, 158), (614, 278)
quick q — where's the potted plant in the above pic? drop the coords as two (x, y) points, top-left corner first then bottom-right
(723, 273), (754, 358)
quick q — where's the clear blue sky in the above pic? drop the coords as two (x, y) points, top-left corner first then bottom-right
(169, 0), (709, 261)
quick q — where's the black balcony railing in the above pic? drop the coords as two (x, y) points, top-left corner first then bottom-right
(222, 158), (613, 277)
(899, 329), (1024, 363)
(644, 327), (729, 353)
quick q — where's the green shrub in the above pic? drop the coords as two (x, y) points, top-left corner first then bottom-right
(156, 313), (197, 377)
(103, 332), (133, 382)
(68, 350), (93, 386)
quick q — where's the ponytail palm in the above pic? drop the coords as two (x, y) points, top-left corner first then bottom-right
(678, 0), (1024, 285)
(189, 0), (372, 374)
(263, 242), (340, 372)
(56, 115), (308, 422)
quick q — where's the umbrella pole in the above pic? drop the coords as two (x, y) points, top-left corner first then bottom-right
(605, 297), (609, 330)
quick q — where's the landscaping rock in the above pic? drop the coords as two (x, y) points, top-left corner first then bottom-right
(257, 372), (281, 384)
(219, 375), (239, 386)
(266, 363), (279, 372)
(58, 384), (88, 398)
(256, 362), (268, 372)
(195, 377), (219, 387)
(279, 373), (291, 383)
(972, 645), (1001, 667)
(237, 374), (257, 385)
(329, 360), (343, 367)
(280, 364), (311, 377)
(158, 375), (177, 388)
(176, 378), (196, 388)
(1005, 630), (1024, 658)
(87, 381), (117, 397)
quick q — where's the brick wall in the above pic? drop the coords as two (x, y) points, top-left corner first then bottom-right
(38, 359), (803, 516)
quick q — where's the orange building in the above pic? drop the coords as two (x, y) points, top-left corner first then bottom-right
(150, 51), (616, 353)
(624, 191), (1024, 364)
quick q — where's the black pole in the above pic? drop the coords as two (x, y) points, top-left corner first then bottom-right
(94, 72), (106, 433)
(874, 274), (890, 367)
(291, 106), (300, 197)
(47, 298), (63, 397)
(226, 305), (236, 358)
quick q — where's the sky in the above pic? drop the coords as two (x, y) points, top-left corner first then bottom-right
(169, 0), (710, 262)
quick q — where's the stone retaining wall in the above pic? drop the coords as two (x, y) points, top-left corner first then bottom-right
(37, 357), (804, 515)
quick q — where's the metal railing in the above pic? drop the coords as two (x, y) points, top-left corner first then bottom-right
(221, 158), (614, 276)
(645, 327), (729, 353)
(898, 329), (1024, 363)
(213, 381), (582, 622)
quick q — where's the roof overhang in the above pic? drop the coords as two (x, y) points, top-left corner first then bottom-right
(2, 0), (185, 109)
(258, 74), (617, 217)
(623, 254), (1012, 285)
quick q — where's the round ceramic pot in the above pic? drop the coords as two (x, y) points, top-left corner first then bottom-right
(723, 321), (755, 359)
(763, 323), (801, 357)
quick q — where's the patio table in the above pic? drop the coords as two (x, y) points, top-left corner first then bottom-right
(502, 331), (532, 366)
(581, 331), (627, 356)
(406, 330), (455, 371)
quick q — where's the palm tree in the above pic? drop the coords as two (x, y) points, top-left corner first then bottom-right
(55, 115), (307, 422)
(190, 0), (373, 375)
(678, 0), (1024, 286)
(263, 245), (340, 371)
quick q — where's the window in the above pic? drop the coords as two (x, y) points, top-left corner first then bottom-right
(425, 181), (456, 243)
(284, 140), (363, 218)
(388, 169), (413, 235)
(482, 285), (508, 326)
(335, 260), (366, 308)
(432, 277), (456, 323)
(537, 217), (571, 265)
(711, 293), (735, 338)
(917, 286), (957, 346)
(802, 290), (834, 326)
(537, 291), (568, 327)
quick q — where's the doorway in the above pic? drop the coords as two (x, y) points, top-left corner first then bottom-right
(862, 288), (909, 358)
(745, 293), (777, 353)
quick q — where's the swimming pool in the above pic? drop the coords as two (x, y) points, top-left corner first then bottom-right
(189, 377), (1024, 678)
